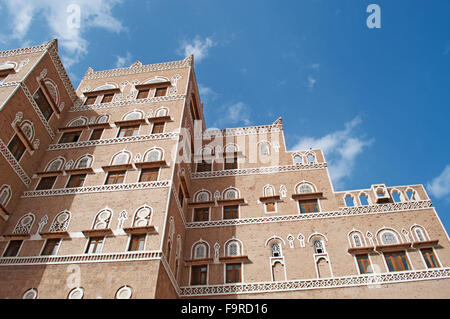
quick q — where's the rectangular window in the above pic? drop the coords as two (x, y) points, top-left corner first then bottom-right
(178, 186), (184, 208)
(105, 171), (126, 185)
(137, 89), (150, 99)
(59, 131), (81, 144)
(84, 96), (97, 105)
(36, 176), (57, 190)
(151, 122), (165, 134)
(139, 168), (159, 182)
(265, 202), (276, 213)
(117, 125), (139, 138)
(101, 93), (114, 104)
(7, 135), (26, 161)
(128, 234), (146, 252)
(3, 240), (22, 257)
(421, 248), (440, 268)
(223, 205), (239, 220)
(197, 161), (212, 172)
(41, 239), (61, 256)
(298, 199), (319, 214)
(85, 237), (104, 254)
(66, 174), (87, 188)
(89, 128), (104, 141)
(191, 265), (207, 285)
(154, 87), (167, 97)
(224, 157), (238, 170)
(356, 254), (373, 274)
(33, 88), (53, 120)
(226, 263), (242, 283)
(193, 208), (209, 222)
(384, 251), (411, 272)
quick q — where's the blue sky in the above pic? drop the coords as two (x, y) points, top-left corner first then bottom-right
(1, 0), (449, 230)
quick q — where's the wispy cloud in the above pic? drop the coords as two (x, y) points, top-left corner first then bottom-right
(198, 84), (220, 104)
(427, 165), (450, 200)
(178, 36), (216, 63)
(115, 51), (133, 68)
(2, 0), (125, 67)
(212, 101), (252, 128)
(305, 75), (317, 89)
(291, 117), (374, 188)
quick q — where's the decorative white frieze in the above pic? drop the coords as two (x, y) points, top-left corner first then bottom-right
(69, 94), (186, 112)
(47, 132), (180, 150)
(22, 180), (171, 198)
(82, 56), (193, 81)
(185, 200), (433, 228)
(191, 163), (328, 179)
(0, 250), (163, 266)
(0, 139), (31, 186)
(179, 268), (450, 297)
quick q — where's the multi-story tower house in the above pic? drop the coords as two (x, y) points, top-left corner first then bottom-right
(0, 40), (449, 299)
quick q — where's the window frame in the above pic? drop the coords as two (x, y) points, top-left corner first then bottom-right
(89, 128), (104, 141)
(35, 176), (57, 191)
(383, 251), (411, 272)
(104, 171), (126, 185)
(65, 174), (87, 189)
(190, 265), (208, 286)
(3, 240), (23, 257)
(40, 238), (61, 256)
(355, 254), (373, 274)
(127, 234), (147, 252)
(193, 207), (210, 222)
(420, 248), (440, 269)
(223, 205), (239, 220)
(117, 125), (140, 138)
(139, 168), (159, 182)
(151, 122), (165, 134)
(7, 134), (27, 162)
(59, 131), (82, 144)
(33, 87), (54, 121)
(225, 263), (242, 284)
(298, 199), (320, 214)
(85, 236), (105, 254)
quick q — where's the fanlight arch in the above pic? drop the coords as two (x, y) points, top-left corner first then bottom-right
(295, 181), (316, 194)
(45, 157), (65, 172)
(122, 110), (144, 121)
(222, 187), (239, 200)
(0, 185), (12, 207)
(144, 148), (163, 162)
(195, 190), (211, 202)
(20, 121), (35, 141)
(111, 151), (131, 165)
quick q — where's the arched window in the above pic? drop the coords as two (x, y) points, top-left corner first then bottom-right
(97, 114), (109, 124)
(359, 193), (370, 206)
(296, 183), (314, 194)
(225, 144), (238, 154)
(22, 288), (38, 299)
(67, 287), (84, 299)
(223, 188), (239, 200)
(380, 231), (399, 245)
(293, 155), (303, 164)
(13, 213), (35, 235)
(0, 185), (11, 207)
(94, 84), (117, 91)
(345, 194), (355, 207)
(49, 211), (71, 232)
(259, 142), (270, 156)
(155, 108), (168, 117)
(20, 121), (34, 141)
(271, 242), (282, 257)
(68, 117), (87, 127)
(111, 152), (130, 165)
(194, 243), (208, 259)
(195, 191), (210, 202)
(226, 240), (241, 257)
(133, 206), (152, 227)
(76, 154), (93, 169)
(116, 286), (133, 299)
(411, 226), (428, 242)
(92, 209), (112, 230)
(313, 240), (325, 254)
(263, 185), (275, 197)
(44, 79), (60, 105)
(46, 157), (65, 172)
(306, 154), (316, 163)
(353, 234), (362, 247)
(406, 189), (418, 201)
(145, 149), (162, 162)
(123, 110), (143, 121)
(391, 190), (403, 203)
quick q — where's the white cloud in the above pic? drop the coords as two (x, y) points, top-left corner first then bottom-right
(211, 101), (252, 128)
(2, 0), (124, 67)
(305, 75), (317, 89)
(427, 165), (450, 199)
(178, 36), (216, 63)
(198, 84), (219, 103)
(115, 52), (133, 68)
(291, 117), (374, 188)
